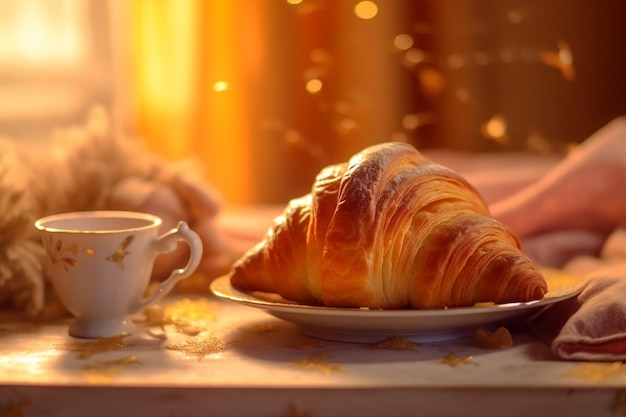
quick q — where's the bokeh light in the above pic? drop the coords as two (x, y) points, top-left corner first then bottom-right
(540, 41), (575, 81)
(481, 115), (508, 144)
(213, 81), (229, 92)
(354, 1), (378, 20)
(403, 48), (427, 66)
(306, 78), (323, 94)
(393, 34), (414, 51)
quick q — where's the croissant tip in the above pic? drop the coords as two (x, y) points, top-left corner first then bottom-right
(526, 273), (549, 300)
(537, 284), (549, 299)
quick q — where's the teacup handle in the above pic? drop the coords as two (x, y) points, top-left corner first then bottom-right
(130, 221), (203, 313)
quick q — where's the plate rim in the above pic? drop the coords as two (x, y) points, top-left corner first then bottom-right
(210, 275), (582, 318)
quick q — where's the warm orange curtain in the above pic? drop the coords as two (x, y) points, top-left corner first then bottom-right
(122, 0), (409, 206)
(128, 0), (198, 160)
(117, 1), (626, 204)
(126, 0), (255, 205)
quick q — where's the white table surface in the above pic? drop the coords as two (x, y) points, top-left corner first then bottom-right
(0, 293), (625, 417)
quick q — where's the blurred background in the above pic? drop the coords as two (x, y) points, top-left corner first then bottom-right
(1, 0), (625, 205)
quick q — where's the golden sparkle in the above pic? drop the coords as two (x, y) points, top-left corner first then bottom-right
(83, 355), (142, 383)
(60, 334), (128, 359)
(165, 298), (216, 321)
(368, 336), (418, 351)
(166, 334), (233, 357)
(142, 298), (216, 336)
(291, 354), (343, 375)
(438, 353), (476, 367)
(173, 321), (205, 336)
(563, 362), (626, 382)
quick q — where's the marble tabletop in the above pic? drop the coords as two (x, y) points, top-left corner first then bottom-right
(0, 292), (625, 417)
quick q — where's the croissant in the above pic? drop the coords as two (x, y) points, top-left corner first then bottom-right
(230, 142), (548, 309)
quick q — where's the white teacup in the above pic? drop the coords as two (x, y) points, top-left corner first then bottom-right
(35, 210), (203, 338)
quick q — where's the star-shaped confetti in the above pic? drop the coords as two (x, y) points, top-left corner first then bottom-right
(291, 353), (343, 375)
(474, 327), (513, 350)
(438, 352), (476, 367)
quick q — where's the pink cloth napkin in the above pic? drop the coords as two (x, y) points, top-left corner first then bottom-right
(529, 228), (626, 361)
(422, 118), (626, 361)
(529, 275), (626, 361)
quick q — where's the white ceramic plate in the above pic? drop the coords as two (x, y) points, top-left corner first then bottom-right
(210, 275), (581, 343)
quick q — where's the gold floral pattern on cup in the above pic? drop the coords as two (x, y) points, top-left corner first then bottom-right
(41, 233), (136, 271)
(105, 235), (135, 269)
(41, 234), (95, 271)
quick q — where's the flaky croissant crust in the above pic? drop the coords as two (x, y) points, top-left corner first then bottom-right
(230, 142), (547, 309)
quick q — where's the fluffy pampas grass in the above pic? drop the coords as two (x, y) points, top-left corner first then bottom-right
(0, 106), (228, 317)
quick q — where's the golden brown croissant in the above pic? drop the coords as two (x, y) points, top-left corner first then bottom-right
(230, 142), (548, 309)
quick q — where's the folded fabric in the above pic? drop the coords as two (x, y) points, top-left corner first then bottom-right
(529, 227), (626, 360)
(430, 118), (626, 269)
(490, 117), (626, 241)
(530, 275), (626, 361)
